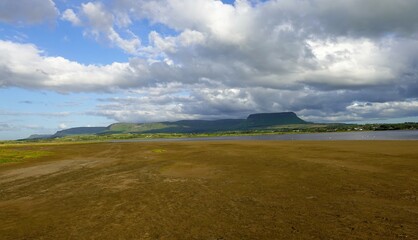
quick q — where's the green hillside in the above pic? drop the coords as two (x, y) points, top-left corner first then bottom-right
(27, 112), (310, 139)
(53, 127), (109, 137)
(246, 112), (307, 127)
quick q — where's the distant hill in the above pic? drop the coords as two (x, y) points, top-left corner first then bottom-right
(26, 134), (53, 140)
(246, 112), (307, 127)
(26, 112), (309, 139)
(105, 119), (247, 134)
(53, 127), (109, 138)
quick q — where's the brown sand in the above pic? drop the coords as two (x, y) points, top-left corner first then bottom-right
(0, 141), (417, 239)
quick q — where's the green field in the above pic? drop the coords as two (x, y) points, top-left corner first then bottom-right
(1, 141), (417, 239)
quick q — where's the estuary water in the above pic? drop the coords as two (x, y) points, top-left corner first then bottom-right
(112, 130), (418, 142)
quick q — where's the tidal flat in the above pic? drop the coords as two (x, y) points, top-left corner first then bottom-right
(1, 141), (417, 239)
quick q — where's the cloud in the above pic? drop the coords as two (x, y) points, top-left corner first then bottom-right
(55, 0), (418, 90)
(0, 40), (151, 92)
(93, 84), (418, 123)
(2, 0), (418, 123)
(0, 123), (49, 135)
(61, 9), (81, 26)
(301, 0), (418, 37)
(0, 0), (58, 24)
(93, 85), (258, 122)
(0, 109), (71, 117)
(347, 100), (418, 119)
(62, 2), (141, 55)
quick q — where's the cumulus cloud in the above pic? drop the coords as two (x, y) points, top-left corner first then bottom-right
(62, 2), (141, 55)
(93, 86), (418, 123)
(347, 100), (418, 119)
(0, 0), (58, 24)
(0, 40), (151, 91)
(2, 0), (418, 122)
(61, 9), (81, 26)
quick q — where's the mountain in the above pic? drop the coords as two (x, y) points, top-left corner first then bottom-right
(246, 112), (307, 127)
(27, 112), (309, 139)
(53, 127), (109, 138)
(106, 119), (246, 134)
(26, 134), (53, 140)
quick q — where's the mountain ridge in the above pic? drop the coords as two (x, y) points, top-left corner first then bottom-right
(27, 112), (308, 139)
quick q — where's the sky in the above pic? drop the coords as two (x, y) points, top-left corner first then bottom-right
(1, 0), (418, 140)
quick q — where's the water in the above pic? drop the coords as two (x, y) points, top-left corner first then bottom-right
(111, 130), (418, 142)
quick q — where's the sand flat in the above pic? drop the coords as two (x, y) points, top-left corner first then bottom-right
(1, 141), (417, 239)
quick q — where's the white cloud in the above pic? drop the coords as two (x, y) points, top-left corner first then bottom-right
(62, 2), (141, 55)
(170, 0), (256, 44)
(81, 2), (114, 32)
(148, 29), (206, 56)
(61, 9), (81, 26)
(58, 0), (418, 90)
(3, 0), (418, 123)
(347, 100), (418, 119)
(0, 40), (151, 91)
(304, 37), (396, 87)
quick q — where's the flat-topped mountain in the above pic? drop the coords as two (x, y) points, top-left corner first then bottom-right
(247, 112), (307, 126)
(26, 112), (309, 139)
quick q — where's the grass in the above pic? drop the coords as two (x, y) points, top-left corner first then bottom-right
(0, 148), (51, 164)
(152, 148), (166, 153)
(0, 141), (417, 239)
(14, 131), (289, 144)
